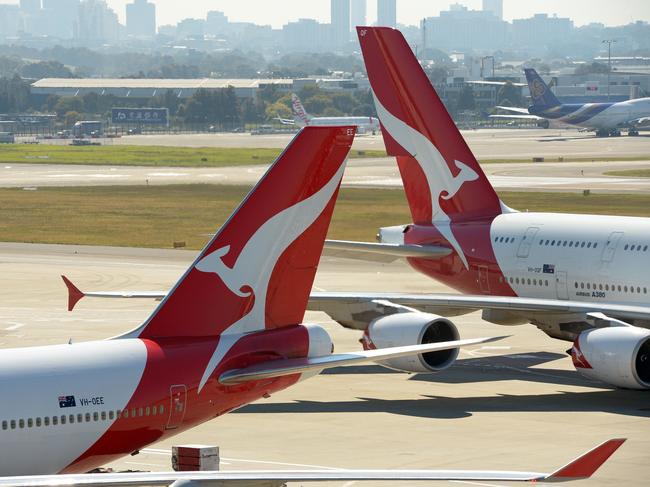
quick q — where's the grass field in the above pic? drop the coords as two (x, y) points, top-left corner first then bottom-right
(604, 169), (650, 178)
(3, 144), (649, 167)
(2, 185), (650, 249)
(0, 145), (388, 167)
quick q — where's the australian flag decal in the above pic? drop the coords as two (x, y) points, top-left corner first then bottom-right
(543, 264), (555, 274)
(58, 395), (76, 408)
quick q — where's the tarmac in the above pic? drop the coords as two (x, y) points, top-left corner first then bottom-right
(5, 128), (650, 193)
(0, 242), (647, 486)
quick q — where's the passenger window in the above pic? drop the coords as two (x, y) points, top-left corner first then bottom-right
(27, 418), (33, 428)
(61, 415), (67, 425)
(132, 408), (136, 418)
(109, 411), (114, 420)
(563, 241), (567, 247)
(44, 417), (50, 426)
(587, 283), (590, 290)
(631, 287), (635, 294)
(581, 242), (586, 248)
(644, 246), (648, 252)
(152, 406), (157, 416)
(587, 242), (591, 248)
(69, 415), (74, 424)
(77, 413), (83, 423)
(527, 278), (531, 285)
(1, 421), (6, 430)
(145, 407), (150, 416)
(93, 412), (98, 421)
(139, 408), (144, 417)
(644, 288), (648, 294)
(624, 286), (628, 292)
(631, 245), (636, 251)
(624, 244), (629, 250)
(637, 287), (641, 293)
(598, 284), (603, 291)
(101, 411), (106, 421)
(580, 282), (584, 289)
(36, 417), (41, 427)
(160, 405), (164, 414)
(19, 419), (24, 429)
(618, 285), (622, 292)
(574, 282), (578, 288)
(85, 413), (91, 422)
(545, 280), (549, 286)
(605, 284), (609, 291)
(53, 416), (58, 425)
(515, 277), (520, 284)
(551, 240), (556, 246)
(10, 420), (16, 429)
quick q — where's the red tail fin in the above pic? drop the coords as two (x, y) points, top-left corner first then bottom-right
(357, 26), (502, 225)
(132, 126), (354, 342)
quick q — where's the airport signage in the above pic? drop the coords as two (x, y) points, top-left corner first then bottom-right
(111, 108), (168, 124)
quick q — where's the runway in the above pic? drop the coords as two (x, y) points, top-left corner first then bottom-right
(0, 242), (647, 486)
(100, 128), (650, 159)
(5, 158), (650, 193)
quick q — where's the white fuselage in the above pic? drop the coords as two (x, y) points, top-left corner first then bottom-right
(569, 98), (650, 130)
(0, 340), (146, 476)
(491, 212), (650, 306)
(299, 116), (380, 133)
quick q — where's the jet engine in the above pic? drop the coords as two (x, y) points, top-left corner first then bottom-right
(570, 326), (650, 389)
(362, 312), (460, 373)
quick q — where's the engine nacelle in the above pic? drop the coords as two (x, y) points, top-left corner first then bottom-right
(298, 323), (334, 382)
(570, 326), (650, 389)
(363, 312), (460, 373)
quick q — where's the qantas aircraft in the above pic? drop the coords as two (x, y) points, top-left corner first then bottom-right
(0, 125), (517, 483)
(276, 93), (380, 134)
(68, 28), (650, 392)
(491, 68), (650, 136)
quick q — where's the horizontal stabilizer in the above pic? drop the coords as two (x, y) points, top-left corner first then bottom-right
(546, 438), (626, 480)
(323, 240), (451, 263)
(62, 276), (165, 311)
(219, 336), (503, 384)
(494, 106), (531, 114)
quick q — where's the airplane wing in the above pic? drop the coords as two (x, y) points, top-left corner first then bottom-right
(489, 114), (543, 120)
(0, 438), (625, 485)
(219, 336), (501, 384)
(308, 292), (650, 331)
(465, 80), (527, 87)
(494, 106), (531, 114)
(322, 240), (451, 263)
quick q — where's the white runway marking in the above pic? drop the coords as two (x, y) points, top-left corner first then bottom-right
(141, 448), (341, 470)
(4, 323), (25, 331)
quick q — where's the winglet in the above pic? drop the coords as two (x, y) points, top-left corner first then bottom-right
(62, 275), (84, 311)
(545, 438), (626, 481)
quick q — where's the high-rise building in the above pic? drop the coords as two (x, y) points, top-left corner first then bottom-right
(283, 18), (332, 52)
(350, 0), (366, 33)
(19, 0), (40, 14)
(377, 0), (396, 28)
(42, 0), (79, 38)
(482, 0), (503, 20)
(77, 0), (122, 43)
(126, 0), (155, 37)
(331, 0), (350, 47)
(206, 11), (229, 36)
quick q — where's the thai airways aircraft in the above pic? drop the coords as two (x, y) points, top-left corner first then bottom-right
(492, 68), (650, 136)
(277, 93), (380, 134)
(0, 125), (515, 483)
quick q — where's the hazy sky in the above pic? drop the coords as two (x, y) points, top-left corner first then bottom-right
(2, 0), (650, 27)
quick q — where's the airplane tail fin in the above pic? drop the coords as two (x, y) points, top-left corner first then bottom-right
(291, 93), (312, 125)
(524, 68), (561, 109)
(546, 438), (626, 481)
(357, 27), (503, 226)
(131, 126), (355, 341)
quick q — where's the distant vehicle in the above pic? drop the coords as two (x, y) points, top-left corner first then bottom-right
(0, 132), (15, 144)
(73, 121), (103, 138)
(277, 93), (380, 134)
(492, 68), (650, 136)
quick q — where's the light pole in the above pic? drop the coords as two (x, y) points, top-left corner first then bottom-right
(602, 39), (616, 101)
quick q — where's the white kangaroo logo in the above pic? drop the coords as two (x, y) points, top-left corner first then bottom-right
(291, 94), (310, 125)
(194, 162), (346, 391)
(372, 91), (478, 269)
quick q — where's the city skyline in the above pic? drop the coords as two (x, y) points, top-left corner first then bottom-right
(0, 0), (649, 28)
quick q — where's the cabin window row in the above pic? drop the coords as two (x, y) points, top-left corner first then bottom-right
(574, 281), (648, 294)
(508, 277), (550, 287)
(494, 236), (516, 243)
(623, 244), (648, 252)
(539, 239), (598, 249)
(1, 405), (164, 431)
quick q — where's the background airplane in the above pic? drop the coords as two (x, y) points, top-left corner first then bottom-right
(491, 68), (650, 136)
(1, 125), (500, 481)
(276, 93), (380, 134)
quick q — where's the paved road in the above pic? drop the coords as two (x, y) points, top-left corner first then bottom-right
(5, 158), (650, 193)
(0, 242), (646, 485)
(25, 128), (650, 158)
